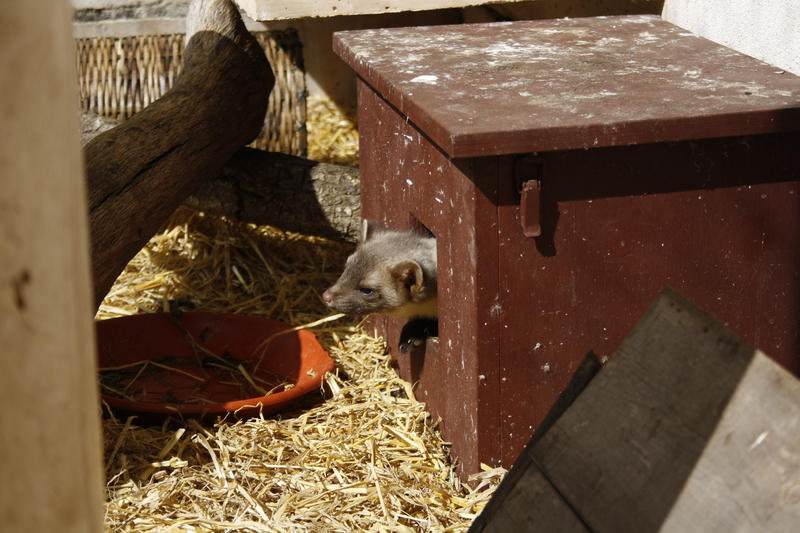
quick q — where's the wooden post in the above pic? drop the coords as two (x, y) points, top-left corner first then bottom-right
(0, 1), (104, 532)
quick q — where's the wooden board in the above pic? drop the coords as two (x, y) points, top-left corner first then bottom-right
(469, 352), (601, 533)
(659, 349), (800, 531)
(357, 79), (505, 476)
(0, 1), (104, 532)
(479, 464), (591, 533)
(531, 288), (800, 532)
(235, 0), (523, 21)
(334, 15), (800, 157)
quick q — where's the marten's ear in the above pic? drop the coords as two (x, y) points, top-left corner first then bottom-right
(392, 260), (425, 299)
(362, 220), (382, 243)
(363, 220), (391, 243)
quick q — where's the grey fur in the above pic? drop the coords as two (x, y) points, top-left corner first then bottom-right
(323, 221), (437, 318)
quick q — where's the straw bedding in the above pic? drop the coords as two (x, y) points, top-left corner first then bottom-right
(98, 206), (505, 532)
(306, 95), (360, 168)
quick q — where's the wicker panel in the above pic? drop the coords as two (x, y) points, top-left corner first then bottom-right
(253, 31), (306, 156)
(75, 29), (306, 157)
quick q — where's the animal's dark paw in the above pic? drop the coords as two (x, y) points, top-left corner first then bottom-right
(398, 318), (438, 353)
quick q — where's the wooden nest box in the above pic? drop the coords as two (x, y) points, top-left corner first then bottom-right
(333, 15), (800, 477)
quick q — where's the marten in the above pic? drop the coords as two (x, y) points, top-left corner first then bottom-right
(323, 221), (438, 352)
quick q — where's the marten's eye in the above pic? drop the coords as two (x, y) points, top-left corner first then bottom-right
(359, 287), (374, 296)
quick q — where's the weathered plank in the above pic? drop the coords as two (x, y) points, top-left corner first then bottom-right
(0, 1), (104, 532)
(235, 0), (524, 21)
(660, 349), (800, 531)
(469, 352), (601, 533)
(532, 287), (800, 532)
(480, 464), (591, 533)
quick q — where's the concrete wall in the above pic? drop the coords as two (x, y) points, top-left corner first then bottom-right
(663, 0), (800, 76)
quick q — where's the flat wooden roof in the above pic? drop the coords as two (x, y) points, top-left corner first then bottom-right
(334, 15), (800, 157)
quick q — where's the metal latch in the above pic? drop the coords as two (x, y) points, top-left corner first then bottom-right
(516, 156), (543, 238)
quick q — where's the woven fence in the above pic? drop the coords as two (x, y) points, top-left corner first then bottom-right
(75, 29), (307, 157)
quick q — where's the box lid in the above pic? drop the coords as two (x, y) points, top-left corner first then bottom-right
(333, 15), (800, 158)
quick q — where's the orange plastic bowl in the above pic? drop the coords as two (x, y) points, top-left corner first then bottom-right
(96, 312), (334, 420)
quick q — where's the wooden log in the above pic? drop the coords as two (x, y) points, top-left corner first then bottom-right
(80, 111), (119, 145)
(84, 0), (274, 309)
(185, 148), (361, 242)
(0, 1), (103, 532)
(81, 112), (362, 243)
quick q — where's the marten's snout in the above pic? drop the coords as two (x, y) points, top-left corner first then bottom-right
(322, 289), (334, 305)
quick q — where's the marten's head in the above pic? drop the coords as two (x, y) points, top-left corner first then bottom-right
(322, 221), (435, 317)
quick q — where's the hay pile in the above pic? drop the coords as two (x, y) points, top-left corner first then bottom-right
(98, 208), (505, 532)
(306, 95), (360, 168)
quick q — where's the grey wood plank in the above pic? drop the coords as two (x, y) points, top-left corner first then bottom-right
(531, 287), (763, 532)
(659, 350), (800, 532)
(481, 462), (591, 533)
(469, 352), (601, 532)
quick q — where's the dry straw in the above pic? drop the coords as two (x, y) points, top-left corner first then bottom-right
(306, 95), (360, 168)
(99, 208), (505, 532)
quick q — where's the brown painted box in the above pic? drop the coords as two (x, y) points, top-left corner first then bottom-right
(333, 14), (800, 477)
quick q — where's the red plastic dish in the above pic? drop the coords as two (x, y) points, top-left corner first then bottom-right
(96, 312), (334, 420)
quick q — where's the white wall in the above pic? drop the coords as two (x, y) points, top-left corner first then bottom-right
(663, 0), (800, 76)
